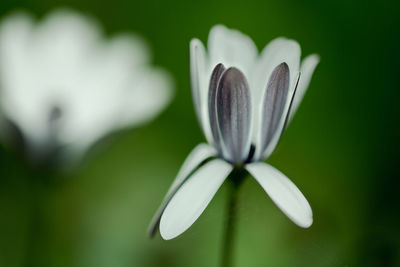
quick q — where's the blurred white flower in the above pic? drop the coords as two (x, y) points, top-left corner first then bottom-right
(149, 25), (319, 240)
(0, 9), (173, 164)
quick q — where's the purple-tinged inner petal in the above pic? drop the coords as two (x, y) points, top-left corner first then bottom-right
(216, 67), (251, 164)
(259, 63), (290, 155)
(208, 63), (225, 154)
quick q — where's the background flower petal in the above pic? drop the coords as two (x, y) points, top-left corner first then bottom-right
(0, 9), (174, 162)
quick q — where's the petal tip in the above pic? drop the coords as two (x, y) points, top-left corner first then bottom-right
(159, 215), (184, 240)
(296, 209), (313, 228)
(190, 38), (203, 48)
(298, 216), (313, 228)
(159, 228), (175, 240)
(305, 53), (320, 65)
(210, 24), (227, 33)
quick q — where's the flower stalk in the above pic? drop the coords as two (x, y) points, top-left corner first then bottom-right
(25, 171), (53, 267)
(221, 168), (247, 267)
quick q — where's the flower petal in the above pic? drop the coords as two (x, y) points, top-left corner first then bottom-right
(208, 25), (257, 79)
(253, 37), (300, 95)
(288, 54), (320, 122)
(190, 38), (213, 143)
(148, 143), (216, 237)
(246, 162), (312, 228)
(0, 12), (43, 148)
(251, 38), (300, 153)
(57, 34), (172, 155)
(160, 158), (233, 240)
(258, 63), (290, 157)
(119, 67), (174, 125)
(208, 63), (226, 153)
(216, 67), (252, 163)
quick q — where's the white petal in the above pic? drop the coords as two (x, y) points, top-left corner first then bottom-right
(57, 33), (172, 155)
(251, 38), (301, 157)
(190, 38), (213, 144)
(0, 9), (174, 161)
(0, 12), (45, 147)
(148, 143), (216, 236)
(33, 9), (101, 89)
(246, 162), (312, 228)
(160, 158), (233, 240)
(288, 54), (320, 122)
(168, 144), (217, 194)
(252, 38), (300, 103)
(0, 9), (103, 152)
(118, 67), (173, 127)
(208, 25), (257, 78)
(190, 38), (206, 121)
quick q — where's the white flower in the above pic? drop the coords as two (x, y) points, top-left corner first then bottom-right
(0, 9), (173, 164)
(149, 25), (319, 240)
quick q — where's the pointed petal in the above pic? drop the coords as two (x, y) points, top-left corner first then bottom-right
(160, 158), (233, 240)
(246, 162), (312, 228)
(148, 143), (216, 237)
(190, 38), (213, 143)
(288, 54), (320, 122)
(208, 25), (257, 78)
(216, 67), (252, 163)
(258, 63), (290, 157)
(208, 63), (225, 153)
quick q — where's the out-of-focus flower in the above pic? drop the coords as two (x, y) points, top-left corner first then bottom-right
(149, 25), (319, 240)
(0, 9), (173, 165)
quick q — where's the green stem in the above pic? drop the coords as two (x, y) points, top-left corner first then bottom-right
(221, 168), (246, 267)
(25, 181), (41, 267)
(25, 170), (56, 267)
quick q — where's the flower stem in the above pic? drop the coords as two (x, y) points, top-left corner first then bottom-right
(25, 180), (43, 267)
(25, 170), (56, 267)
(221, 168), (246, 267)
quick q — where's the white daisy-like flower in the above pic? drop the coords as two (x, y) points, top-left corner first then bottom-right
(149, 25), (319, 240)
(0, 9), (173, 164)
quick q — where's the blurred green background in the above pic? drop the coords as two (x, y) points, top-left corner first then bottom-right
(0, 0), (399, 266)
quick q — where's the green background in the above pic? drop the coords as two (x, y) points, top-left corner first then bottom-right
(0, 0), (399, 266)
